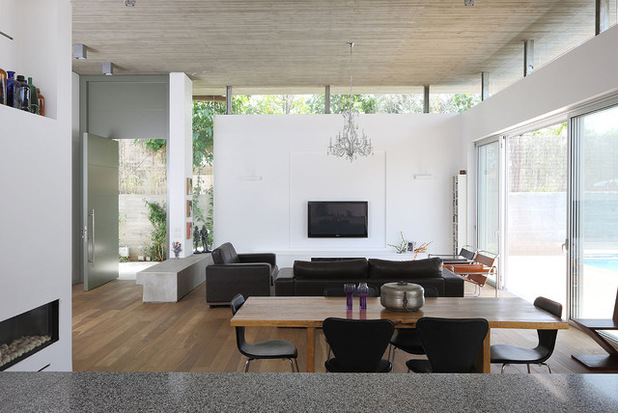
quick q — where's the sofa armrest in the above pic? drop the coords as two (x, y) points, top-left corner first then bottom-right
(274, 267), (295, 296)
(206, 263), (272, 304)
(238, 253), (276, 267)
(441, 267), (464, 297)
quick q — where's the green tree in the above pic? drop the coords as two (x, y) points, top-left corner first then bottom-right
(144, 200), (166, 261)
(192, 100), (224, 246)
(306, 94), (377, 114)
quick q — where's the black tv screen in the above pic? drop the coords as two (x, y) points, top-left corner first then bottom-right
(308, 201), (368, 238)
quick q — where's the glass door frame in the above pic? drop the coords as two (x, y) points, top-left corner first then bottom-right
(475, 136), (503, 289)
(567, 95), (618, 320)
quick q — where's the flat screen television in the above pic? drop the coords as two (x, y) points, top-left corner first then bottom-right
(308, 201), (368, 238)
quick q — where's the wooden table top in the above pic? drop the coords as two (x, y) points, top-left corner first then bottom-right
(230, 296), (569, 330)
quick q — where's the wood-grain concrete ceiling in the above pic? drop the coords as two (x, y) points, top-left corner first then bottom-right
(71, 0), (599, 96)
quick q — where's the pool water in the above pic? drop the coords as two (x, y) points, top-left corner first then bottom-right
(584, 258), (618, 272)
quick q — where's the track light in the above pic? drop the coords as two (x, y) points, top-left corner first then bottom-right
(103, 62), (114, 76)
(73, 44), (87, 60)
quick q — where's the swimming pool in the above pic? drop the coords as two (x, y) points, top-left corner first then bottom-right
(584, 258), (618, 272)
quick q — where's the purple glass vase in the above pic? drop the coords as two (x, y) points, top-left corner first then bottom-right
(358, 282), (369, 310)
(343, 283), (355, 310)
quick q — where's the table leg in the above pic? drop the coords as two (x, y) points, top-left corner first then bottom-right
(306, 327), (315, 372)
(474, 329), (491, 373)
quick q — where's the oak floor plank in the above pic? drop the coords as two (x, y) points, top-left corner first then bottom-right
(72, 280), (610, 374)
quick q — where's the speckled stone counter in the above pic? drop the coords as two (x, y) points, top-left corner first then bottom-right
(1, 372), (617, 412)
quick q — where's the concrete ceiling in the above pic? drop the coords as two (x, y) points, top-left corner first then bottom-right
(71, 0), (600, 96)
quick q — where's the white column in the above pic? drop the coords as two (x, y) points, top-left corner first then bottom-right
(168, 73), (193, 258)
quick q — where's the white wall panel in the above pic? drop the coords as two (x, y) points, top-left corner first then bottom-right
(213, 113), (462, 258)
(289, 151), (386, 249)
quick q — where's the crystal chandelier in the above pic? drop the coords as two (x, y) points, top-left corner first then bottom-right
(327, 42), (373, 162)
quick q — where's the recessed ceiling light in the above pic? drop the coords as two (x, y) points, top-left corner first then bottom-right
(464, 0), (475, 6)
(124, 0), (136, 7)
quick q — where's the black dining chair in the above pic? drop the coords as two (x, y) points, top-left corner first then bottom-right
(230, 294), (299, 372)
(491, 296), (562, 373)
(323, 317), (394, 372)
(406, 317), (489, 373)
(389, 286), (439, 365)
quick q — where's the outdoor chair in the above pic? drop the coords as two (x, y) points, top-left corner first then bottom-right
(443, 250), (498, 296)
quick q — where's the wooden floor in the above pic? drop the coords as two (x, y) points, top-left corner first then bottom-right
(73, 280), (610, 374)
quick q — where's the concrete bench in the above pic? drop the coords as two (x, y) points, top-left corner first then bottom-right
(136, 254), (213, 302)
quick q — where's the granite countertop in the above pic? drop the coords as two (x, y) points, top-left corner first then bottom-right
(1, 372), (617, 412)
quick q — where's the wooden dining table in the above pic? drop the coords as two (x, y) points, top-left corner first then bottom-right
(230, 296), (569, 373)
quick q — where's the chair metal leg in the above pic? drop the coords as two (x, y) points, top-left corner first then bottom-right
(502, 362), (551, 374)
(391, 346), (397, 365)
(294, 358), (300, 373)
(243, 358), (252, 372)
(287, 358), (297, 372)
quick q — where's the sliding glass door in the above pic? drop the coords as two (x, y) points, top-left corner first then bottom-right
(477, 140), (500, 254)
(477, 140), (500, 285)
(571, 105), (618, 323)
(504, 123), (568, 306)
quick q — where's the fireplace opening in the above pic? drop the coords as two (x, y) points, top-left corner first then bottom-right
(0, 300), (59, 371)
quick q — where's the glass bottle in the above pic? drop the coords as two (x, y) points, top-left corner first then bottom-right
(6, 71), (19, 107)
(14, 74), (30, 111)
(28, 77), (39, 114)
(0, 68), (6, 105)
(37, 88), (45, 116)
(358, 282), (369, 310)
(343, 283), (355, 310)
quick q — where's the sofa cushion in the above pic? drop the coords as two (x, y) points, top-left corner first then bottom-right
(293, 259), (368, 280)
(212, 242), (240, 264)
(368, 257), (443, 279)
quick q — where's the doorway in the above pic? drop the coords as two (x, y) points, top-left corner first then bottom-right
(82, 133), (119, 291)
(118, 139), (167, 279)
(503, 122), (568, 306)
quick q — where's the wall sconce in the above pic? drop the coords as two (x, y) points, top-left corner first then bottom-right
(102, 62), (114, 76)
(73, 44), (87, 60)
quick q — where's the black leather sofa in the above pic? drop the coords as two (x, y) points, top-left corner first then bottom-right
(274, 257), (463, 297)
(206, 242), (279, 305)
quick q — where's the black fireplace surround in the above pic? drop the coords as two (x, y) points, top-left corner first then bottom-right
(0, 300), (59, 371)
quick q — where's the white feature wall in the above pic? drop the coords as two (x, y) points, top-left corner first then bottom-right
(213, 113), (463, 260)
(167, 73), (193, 257)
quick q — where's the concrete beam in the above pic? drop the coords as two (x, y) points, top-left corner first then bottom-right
(524, 40), (534, 77)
